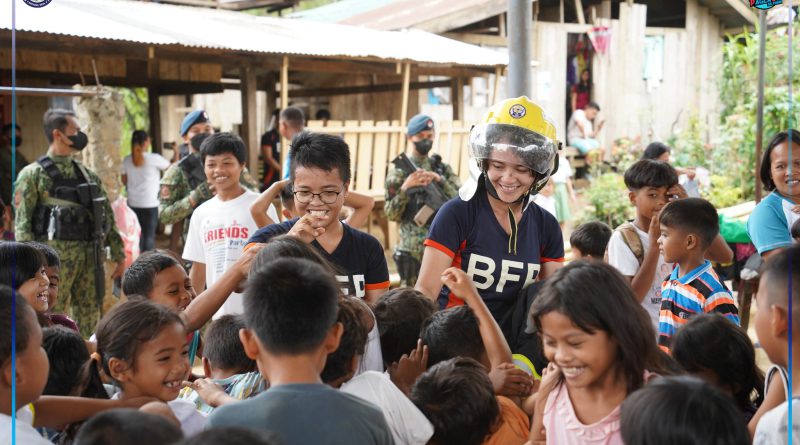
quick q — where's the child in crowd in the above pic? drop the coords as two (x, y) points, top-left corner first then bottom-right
(0, 241), (50, 325)
(28, 241), (80, 332)
(122, 247), (261, 364)
(528, 260), (670, 444)
(323, 297), (434, 445)
(42, 326), (98, 397)
(183, 133), (277, 318)
(569, 221), (612, 260)
(550, 154), (576, 229)
(372, 288), (437, 370)
(88, 299), (206, 436)
(424, 268), (532, 398)
(249, 178), (375, 229)
(207, 258), (393, 445)
(753, 245), (800, 444)
(420, 267), (531, 445)
(246, 132), (390, 303)
(656, 198), (739, 352)
(620, 376), (750, 445)
(607, 160), (731, 327)
(249, 235), (384, 374)
(176, 427), (279, 445)
(671, 314), (763, 421)
(74, 408), (183, 445)
(606, 159), (682, 325)
(179, 315), (265, 414)
(0, 288), (52, 444)
(411, 357), (500, 445)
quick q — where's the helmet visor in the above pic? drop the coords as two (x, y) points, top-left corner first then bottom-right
(469, 123), (559, 175)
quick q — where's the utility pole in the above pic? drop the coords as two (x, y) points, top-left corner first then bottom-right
(507, 0), (533, 97)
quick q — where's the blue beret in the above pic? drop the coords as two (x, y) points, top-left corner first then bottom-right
(407, 114), (435, 136)
(180, 110), (210, 137)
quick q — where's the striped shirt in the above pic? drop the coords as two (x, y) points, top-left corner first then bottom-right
(658, 260), (739, 352)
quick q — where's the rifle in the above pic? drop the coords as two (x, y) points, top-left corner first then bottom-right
(391, 153), (450, 226)
(90, 196), (107, 312)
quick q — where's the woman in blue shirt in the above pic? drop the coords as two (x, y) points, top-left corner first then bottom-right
(747, 130), (800, 259)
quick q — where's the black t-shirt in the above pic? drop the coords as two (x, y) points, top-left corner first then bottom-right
(260, 130), (280, 188)
(247, 218), (390, 298)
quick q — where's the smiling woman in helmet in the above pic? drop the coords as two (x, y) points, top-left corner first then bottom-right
(415, 97), (565, 324)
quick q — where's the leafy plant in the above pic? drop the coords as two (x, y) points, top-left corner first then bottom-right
(717, 24), (800, 200)
(703, 174), (743, 209)
(117, 87), (149, 158)
(577, 173), (633, 228)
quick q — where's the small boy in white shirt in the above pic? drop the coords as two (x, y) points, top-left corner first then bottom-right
(183, 133), (277, 319)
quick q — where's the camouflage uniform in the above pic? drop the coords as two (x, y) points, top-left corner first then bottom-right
(158, 151), (259, 244)
(14, 150), (124, 336)
(384, 154), (460, 286)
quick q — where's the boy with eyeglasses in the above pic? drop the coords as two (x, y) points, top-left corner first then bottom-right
(246, 132), (390, 303)
(183, 133), (278, 318)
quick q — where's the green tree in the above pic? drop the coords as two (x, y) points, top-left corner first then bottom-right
(716, 24), (800, 200)
(117, 87), (149, 159)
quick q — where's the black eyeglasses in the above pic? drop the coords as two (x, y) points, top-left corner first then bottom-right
(293, 187), (344, 204)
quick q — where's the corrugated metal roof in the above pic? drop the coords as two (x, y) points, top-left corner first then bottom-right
(2, 0), (508, 67)
(288, 0), (393, 23)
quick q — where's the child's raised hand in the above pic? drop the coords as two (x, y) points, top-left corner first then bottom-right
(441, 267), (479, 305)
(648, 209), (662, 247)
(388, 339), (429, 396)
(667, 184), (687, 201)
(489, 362), (534, 398)
(287, 213), (327, 243)
(182, 378), (232, 407)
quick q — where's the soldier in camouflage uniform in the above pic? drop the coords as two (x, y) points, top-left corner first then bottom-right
(158, 110), (258, 250)
(385, 114), (460, 287)
(14, 109), (125, 336)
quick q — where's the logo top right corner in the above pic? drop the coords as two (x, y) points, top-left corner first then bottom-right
(751, 0), (782, 10)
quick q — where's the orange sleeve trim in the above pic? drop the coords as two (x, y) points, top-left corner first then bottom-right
(541, 256), (566, 263)
(244, 242), (258, 251)
(423, 239), (455, 258)
(365, 281), (391, 291)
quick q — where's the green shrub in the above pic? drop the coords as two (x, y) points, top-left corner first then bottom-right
(703, 174), (743, 209)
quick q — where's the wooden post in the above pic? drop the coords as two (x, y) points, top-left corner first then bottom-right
(397, 62), (411, 153)
(279, 56), (289, 173)
(574, 0), (585, 24)
(492, 66), (502, 105)
(498, 13), (506, 37)
(240, 65), (259, 175)
(147, 87), (161, 155)
(559, 0), (564, 23)
(265, 72), (277, 121)
(451, 77), (464, 121)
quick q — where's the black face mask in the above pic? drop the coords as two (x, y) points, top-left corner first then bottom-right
(413, 139), (433, 155)
(13, 137), (22, 148)
(66, 131), (89, 151)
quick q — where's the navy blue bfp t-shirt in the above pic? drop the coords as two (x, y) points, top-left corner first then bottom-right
(247, 218), (390, 298)
(424, 191), (564, 321)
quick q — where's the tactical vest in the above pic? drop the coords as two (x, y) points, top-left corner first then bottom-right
(32, 156), (103, 241)
(401, 154), (448, 223)
(178, 153), (206, 190)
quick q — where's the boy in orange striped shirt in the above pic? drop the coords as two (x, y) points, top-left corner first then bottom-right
(656, 198), (740, 352)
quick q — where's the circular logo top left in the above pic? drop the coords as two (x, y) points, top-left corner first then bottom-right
(23, 0), (53, 8)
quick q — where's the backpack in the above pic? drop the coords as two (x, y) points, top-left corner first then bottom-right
(604, 221), (645, 265)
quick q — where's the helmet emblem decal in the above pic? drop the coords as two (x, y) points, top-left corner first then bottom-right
(509, 104), (526, 119)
